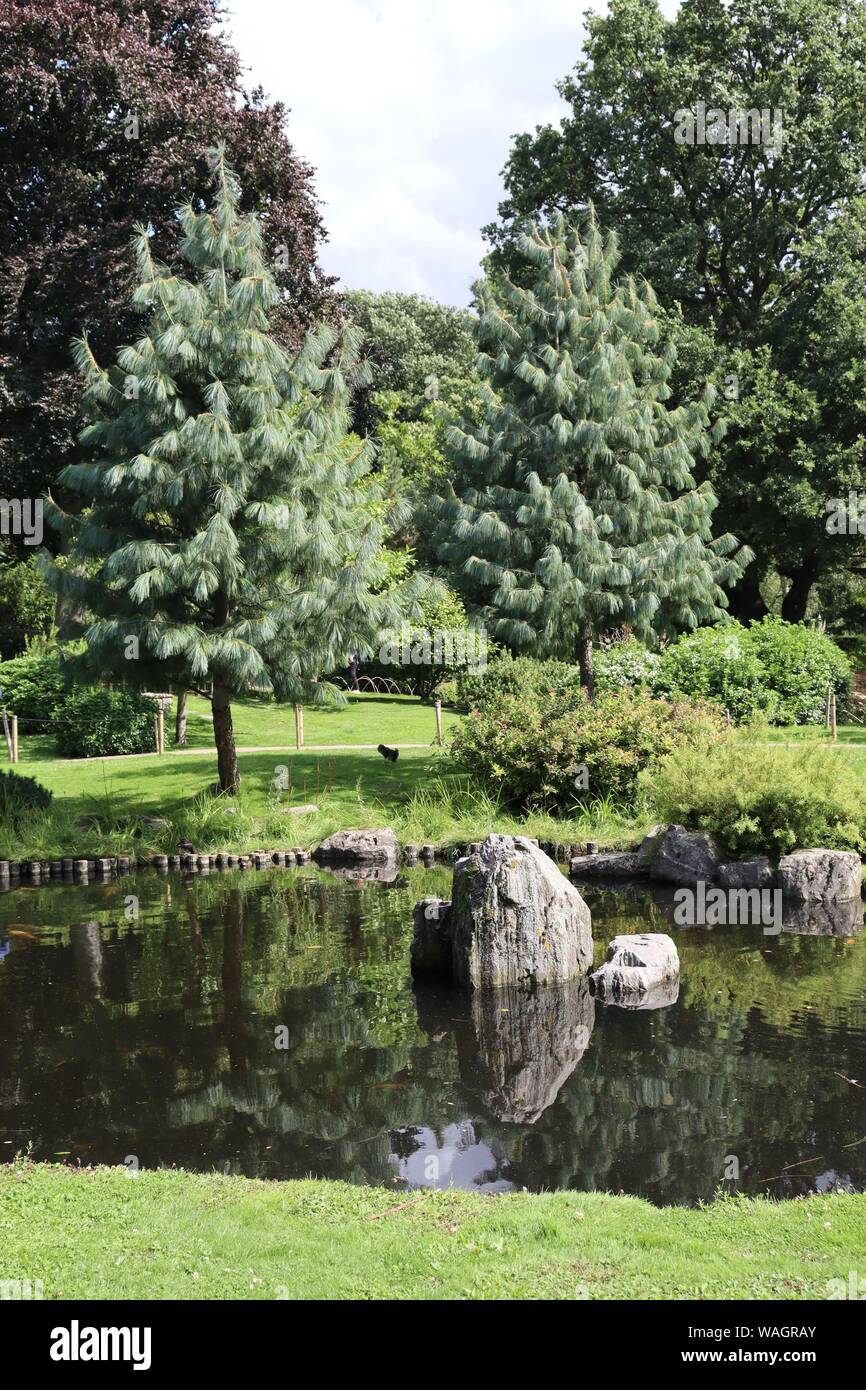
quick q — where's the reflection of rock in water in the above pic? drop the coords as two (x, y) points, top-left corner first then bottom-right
(70, 921), (103, 1000)
(320, 864), (400, 884)
(470, 981), (595, 1124)
(782, 897), (864, 937)
(599, 976), (680, 1010)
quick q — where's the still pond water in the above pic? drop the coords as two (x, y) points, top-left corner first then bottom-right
(1, 865), (864, 1205)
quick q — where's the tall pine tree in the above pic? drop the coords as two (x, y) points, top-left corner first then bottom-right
(45, 147), (421, 791)
(428, 212), (752, 693)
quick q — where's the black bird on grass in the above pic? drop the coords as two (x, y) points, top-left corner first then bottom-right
(377, 743), (399, 762)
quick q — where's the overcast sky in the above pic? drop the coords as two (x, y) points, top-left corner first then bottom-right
(225, 1), (679, 308)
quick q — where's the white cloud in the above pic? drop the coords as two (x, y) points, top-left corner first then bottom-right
(223, 0), (606, 305)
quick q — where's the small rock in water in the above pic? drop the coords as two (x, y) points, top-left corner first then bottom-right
(717, 857), (776, 889)
(410, 898), (453, 977)
(591, 933), (680, 1006)
(570, 851), (647, 879)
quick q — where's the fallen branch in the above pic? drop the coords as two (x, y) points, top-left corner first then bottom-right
(757, 1156), (825, 1183)
(367, 1193), (433, 1221)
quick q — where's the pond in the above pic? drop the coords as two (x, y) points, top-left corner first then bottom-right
(0, 864), (864, 1206)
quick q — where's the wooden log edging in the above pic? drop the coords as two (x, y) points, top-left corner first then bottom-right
(0, 838), (600, 889)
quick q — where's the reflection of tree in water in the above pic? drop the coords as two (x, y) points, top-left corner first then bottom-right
(0, 869), (863, 1201)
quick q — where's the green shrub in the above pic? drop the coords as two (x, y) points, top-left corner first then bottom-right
(448, 684), (724, 812)
(654, 619), (851, 724)
(644, 728), (866, 856)
(54, 688), (157, 758)
(653, 623), (767, 721)
(452, 653), (581, 713)
(0, 556), (54, 659)
(747, 617), (852, 723)
(0, 768), (53, 823)
(0, 651), (68, 729)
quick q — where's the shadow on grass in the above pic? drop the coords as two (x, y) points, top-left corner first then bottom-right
(29, 747), (439, 821)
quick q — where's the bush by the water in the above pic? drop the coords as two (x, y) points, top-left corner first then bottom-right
(0, 651), (68, 728)
(54, 688), (157, 758)
(0, 768), (53, 823)
(449, 684), (723, 812)
(644, 729), (866, 856)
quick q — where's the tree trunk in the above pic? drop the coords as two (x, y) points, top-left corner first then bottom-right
(780, 558), (819, 623)
(174, 688), (188, 746)
(212, 680), (239, 793)
(577, 633), (595, 699)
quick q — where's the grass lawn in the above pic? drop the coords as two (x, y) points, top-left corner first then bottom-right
(2, 691), (647, 857)
(6, 696), (866, 858)
(1, 1162), (862, 1301)
(16, 691), (457, 762)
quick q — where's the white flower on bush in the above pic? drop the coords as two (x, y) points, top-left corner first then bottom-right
(595, 640), (662, 692)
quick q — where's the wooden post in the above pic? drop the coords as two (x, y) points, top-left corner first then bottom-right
(831, 691), (838, 741)
(434, 698), (443, 746)
(158, 707), (166, 755)
(294, 703), (304, 749)
(825, 684), (832, 731)
(154, 713), (161, 755)
(11, 714), (18, 764)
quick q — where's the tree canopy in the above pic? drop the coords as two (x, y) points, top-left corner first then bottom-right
(45, 148), (423, 790)
(427, 211), (751, 692)
(483, 0), (866, 619)
(0, 0), (336, 519)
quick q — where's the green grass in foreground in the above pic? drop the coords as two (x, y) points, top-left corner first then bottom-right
(1, 1163), (863, 1300)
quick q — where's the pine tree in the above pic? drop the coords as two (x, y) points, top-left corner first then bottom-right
(427, 212), (752, 693)
(45, 147), (420, 792)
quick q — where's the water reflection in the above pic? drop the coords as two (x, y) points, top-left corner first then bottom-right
(0, 867), (864, 1205)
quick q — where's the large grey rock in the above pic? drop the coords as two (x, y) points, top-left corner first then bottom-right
(650, 825), (723, 886)
(471, 981), (595, 1123)
(717, 857), (777, 890)
(636, 824), (670, 867)
(777, 849), (862, 903)
(313, 827), (398, 864)
(570, 851), (647, 879)
(449, 835), (593, 990)
(411, 898), (452, 976)
(590, 933), (680, 1003)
